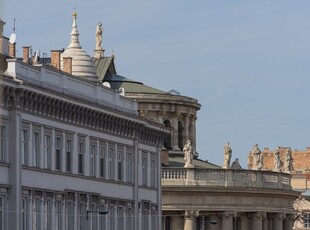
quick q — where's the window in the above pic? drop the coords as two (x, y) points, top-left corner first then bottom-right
(142, 203), (149, 230)
(22, 198), (28, 230)
(142, 155), (148, 186)
(99, 204), (106, 229)
(89, 203), (97, 230)
(151, 206), (158, 230)
(65, 200), (74, 230)
(0, 196), (4, 230)
(44, 134), (52, 169)
(78, 200), (86, 230)
(178, 121), (184, 150)
(99, 147), (105, 178)
(126, 206), (133, 230)
(163, 120), (172, 150)
(108, 148), (115, 180)
(33, 197), (41, 230)
(33, 132), (40, 167)
(150, 156), (156, 188)
(55, 200), (63, 230)
(117, 150), (123, 181)
(90, 144), (96, 177)
(65, 139), (72, 172)
(21, 129), (29, 165)
(109, 205), (115, 230)
(305, 213), (310, 228)
(0, 125), (6, 162)
(55, 137), (62, 171)
(126, 152), (132, 183)
(78, 142), (84, 174)
(117, 206), (124, 230)
(44, 199), (52, 230)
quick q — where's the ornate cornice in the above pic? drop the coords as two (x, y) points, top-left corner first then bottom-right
(1, 85), (167, 146)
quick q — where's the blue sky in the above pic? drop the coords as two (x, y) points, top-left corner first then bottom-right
(2, 0), (310, 167)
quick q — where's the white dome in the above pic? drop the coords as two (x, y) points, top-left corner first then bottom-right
(61, 12), (97, 79)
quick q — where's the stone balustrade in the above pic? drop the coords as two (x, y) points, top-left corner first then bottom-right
(162, 167), (291, 190)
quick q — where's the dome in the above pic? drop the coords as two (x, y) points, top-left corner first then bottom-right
(61, 12), (97, 79)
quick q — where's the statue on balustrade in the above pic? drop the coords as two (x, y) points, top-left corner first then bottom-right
(223, 142), (232, 169)
(183, 140), (194, 168)
(273, 146), (282, 172)
(251, 144), (263, 170)
(284, 148), (294, 173)
(231, 158), (242, 169)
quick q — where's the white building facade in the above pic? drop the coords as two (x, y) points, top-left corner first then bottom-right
(0, 15), (167, 230)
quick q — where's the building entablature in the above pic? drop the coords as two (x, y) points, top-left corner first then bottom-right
(0, 74), (168, 147)
(126, 92), (201, 112)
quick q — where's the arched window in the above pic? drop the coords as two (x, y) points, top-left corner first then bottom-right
(163, 120), (171, 150)
(178, 121), (184, 150)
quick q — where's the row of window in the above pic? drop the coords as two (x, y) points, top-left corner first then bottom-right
(0, 191), (158, 230)
(0, 122), (158, 187)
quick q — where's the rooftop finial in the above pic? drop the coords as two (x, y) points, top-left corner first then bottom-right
(68, 9), (81, 49)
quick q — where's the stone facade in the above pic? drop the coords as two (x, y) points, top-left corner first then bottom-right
(162, 167), (299, 230)
(0, 16), (167, 230)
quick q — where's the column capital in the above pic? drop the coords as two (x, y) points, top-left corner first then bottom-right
(253, 212), (267, 219)
(223, 211), (237, 219)
(273, 212), (285, 221)
(185, 210), (199, 218)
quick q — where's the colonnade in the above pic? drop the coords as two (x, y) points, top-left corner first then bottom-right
(163, 211), (294, 230)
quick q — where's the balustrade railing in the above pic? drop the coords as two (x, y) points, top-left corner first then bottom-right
(162, 167), (292, 190)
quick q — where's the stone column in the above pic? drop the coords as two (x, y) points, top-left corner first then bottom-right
(240, 213), (249, 230)
(222, 212), (234, 230)
(273, 213), (284, 230)
(283, 214), (294, 230)
(184, 210), (199, 230)
(171, 215), (183, 230)
(252, 212), (264, 230)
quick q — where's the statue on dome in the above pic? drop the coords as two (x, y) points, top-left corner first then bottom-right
(96, 22), (103, 50)
(251, 144), (263, 170)
(183, 140), (194, 168)
(284, 148), (294, 173)
(273, 146), (282, 172)
(223, 142), (232, 169)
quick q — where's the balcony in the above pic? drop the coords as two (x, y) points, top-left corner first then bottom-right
(162, 167), (291, 190)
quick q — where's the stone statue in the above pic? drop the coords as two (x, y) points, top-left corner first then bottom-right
(273, 147), (282, 172)
(183, 140), (194, 168)
(251, 144), (263, 170)
(231, 158), (242, 170)
(96, 22), (103, 50)
(223, 142), (232, 169)
(284, 148), (294, 173)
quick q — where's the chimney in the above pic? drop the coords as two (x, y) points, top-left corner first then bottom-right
(63, 57), (72, 74)
(9, 43), (16, 58)
(23, 46), (30, 63)
(50, 50), (61, 70)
